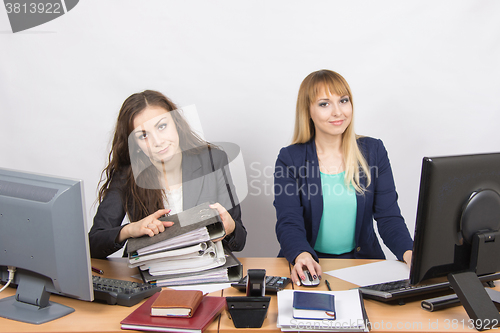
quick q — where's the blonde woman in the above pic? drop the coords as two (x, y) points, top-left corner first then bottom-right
(274, 70), (413, 286)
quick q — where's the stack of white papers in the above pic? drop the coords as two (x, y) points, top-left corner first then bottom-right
(129, 239), (226, 275)
(136, 227), (211, 255)
(141, 241), (226, 276)
(277, 289), (369, 332)
(155, 268), (229, 287)
(126, 203), (242, 287)
(128, 242), (210, 268)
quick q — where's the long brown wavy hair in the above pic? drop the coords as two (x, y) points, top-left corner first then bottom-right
(98, 90), (209, 222)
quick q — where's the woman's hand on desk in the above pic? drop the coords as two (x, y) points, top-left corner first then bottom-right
(403, 250), (413, 269)
(117, 209), (173, 243)
(291, 252), (322, 286)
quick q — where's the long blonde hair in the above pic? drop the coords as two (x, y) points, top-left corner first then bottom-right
(292, 70), (371, 193)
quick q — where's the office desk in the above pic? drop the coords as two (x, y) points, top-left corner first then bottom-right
(0, 258), (219, 333)
(224, 259), (500, 333)
(317, 259), (500, 333)
(1, 258), (498, 333)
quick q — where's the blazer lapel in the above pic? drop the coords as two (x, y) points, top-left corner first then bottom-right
(181, 152), (204, 210)
(354, 174), (367, 245)
(306, 140), (323, 245)
(354, 138), (369, 246)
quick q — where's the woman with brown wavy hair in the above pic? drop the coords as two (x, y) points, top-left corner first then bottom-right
(89, 90), (246, 258)
(274, 70), (413, 286)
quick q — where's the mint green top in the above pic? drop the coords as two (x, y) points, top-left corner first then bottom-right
(314, 171), (357, 255)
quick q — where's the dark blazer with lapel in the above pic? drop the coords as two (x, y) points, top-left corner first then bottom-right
(274, 137), (413, 264)
(89, 147), (246, 259)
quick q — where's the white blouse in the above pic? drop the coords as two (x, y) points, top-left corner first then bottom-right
(163, 185), (183, 215)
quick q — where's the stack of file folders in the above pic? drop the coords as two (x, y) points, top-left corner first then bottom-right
(126, 202), (242, 287)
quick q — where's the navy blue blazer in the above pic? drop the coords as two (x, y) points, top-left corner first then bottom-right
(274, 137), (413, 264)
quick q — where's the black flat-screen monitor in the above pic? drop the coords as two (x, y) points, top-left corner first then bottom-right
(0, 168), (93, 324)
(409, 152), (500, 329)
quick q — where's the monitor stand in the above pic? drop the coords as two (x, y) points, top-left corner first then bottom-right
(448, 271), (500, 331)
(454, 190), (500, 330)
(0, 273), (74, 324)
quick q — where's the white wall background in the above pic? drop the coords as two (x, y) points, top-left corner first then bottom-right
(1, 0), (499, 259)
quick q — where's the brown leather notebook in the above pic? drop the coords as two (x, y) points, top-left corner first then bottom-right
(150, 289), (203, 318)
(121, 293), (225, 332)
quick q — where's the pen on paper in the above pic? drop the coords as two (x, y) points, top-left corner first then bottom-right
(92, 266), (104, 275)
(325, 279), (332, 291)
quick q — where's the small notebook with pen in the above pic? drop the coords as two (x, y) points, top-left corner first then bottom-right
(292, 291), (336, 320)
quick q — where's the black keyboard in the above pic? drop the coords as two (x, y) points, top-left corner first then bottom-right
(359, 278), (449, 302)
(231, 275), (291, 293)
(359, 272), (500, 302)
(92, 275), (161, 306)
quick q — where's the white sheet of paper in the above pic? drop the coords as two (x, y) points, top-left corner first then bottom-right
(277, 289), (367, 332)
(325, 260), (410, 287)
(170, 283), (231, 294)
(130, 272), (230, 294)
